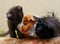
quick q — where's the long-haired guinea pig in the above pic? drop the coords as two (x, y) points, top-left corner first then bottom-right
(18, 14), (37, 38)
(33, 12), (60, 39)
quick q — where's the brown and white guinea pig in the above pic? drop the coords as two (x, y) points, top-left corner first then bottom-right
(18, 14), (37, 38)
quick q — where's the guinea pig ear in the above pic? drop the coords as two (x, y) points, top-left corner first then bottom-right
(17, 6), (22, 10)
(33, 16), (40, 21)
(48, 12), (55, 17)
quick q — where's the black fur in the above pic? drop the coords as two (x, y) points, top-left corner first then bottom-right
(34, 12), (60, 39)
(6, 6), (25, 39)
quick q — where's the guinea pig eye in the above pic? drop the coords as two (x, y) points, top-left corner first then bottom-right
(23, 22), (27, 25)
(30, 19), (32, 21)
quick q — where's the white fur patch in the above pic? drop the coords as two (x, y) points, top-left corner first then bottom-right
(7, 14), (11, 17)
(17, 20), (23, 31)
(28, 23), (37, 37)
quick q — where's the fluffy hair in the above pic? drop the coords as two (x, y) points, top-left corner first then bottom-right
(6, 6), (25, 39)
(34, 12), (60, 39)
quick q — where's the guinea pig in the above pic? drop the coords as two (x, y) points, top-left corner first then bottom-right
(33, 12), (60, 39)
(18, 14), (37, 38)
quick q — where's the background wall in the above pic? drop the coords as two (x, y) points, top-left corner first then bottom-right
(0, 0), (60, 31)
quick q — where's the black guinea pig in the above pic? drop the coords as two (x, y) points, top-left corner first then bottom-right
(33, 12), (60, 39)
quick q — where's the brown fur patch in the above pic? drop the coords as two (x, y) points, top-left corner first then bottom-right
(21, 15), (36, 36)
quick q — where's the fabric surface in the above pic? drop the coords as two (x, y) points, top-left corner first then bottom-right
(0, 37), (60, 44)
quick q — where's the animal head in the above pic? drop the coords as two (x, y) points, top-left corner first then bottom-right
(19, 15), (36, 36)
(33, 12), (60, 39)
(6, 6), (24, 25)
